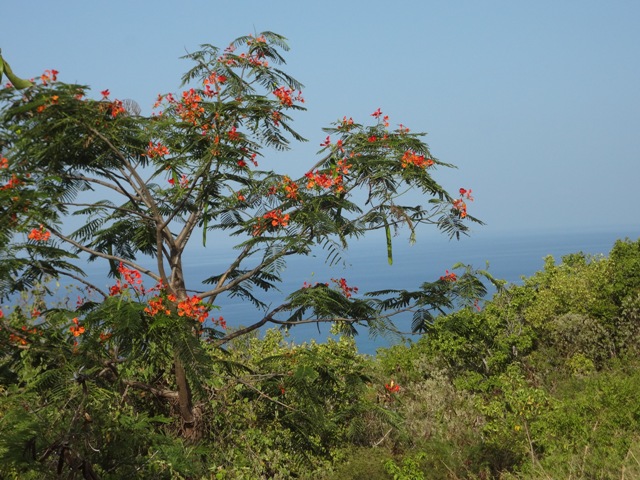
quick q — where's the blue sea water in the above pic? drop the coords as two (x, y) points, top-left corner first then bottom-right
(176, 225), (639, 354)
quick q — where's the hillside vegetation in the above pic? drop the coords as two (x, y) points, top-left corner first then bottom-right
(2, 237), (639, 479)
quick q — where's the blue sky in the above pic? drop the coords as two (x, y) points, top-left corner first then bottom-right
(3, 0), (639, 236)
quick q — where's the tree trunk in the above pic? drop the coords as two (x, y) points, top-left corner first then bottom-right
(170, 259), (200, 439)
(174, 352), (201, 441)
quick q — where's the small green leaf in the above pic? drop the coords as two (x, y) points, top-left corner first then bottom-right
(294, 365), (318, 381)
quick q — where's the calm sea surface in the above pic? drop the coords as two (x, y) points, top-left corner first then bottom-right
(175, 226), (639, 354)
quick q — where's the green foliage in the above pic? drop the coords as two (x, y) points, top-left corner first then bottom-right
(0, 31), (483, 476)
(528, 365), (640, 479)
(609, 237), (640, 304)
(3, 30), (640, 478)
(322, 446), (394, 480)
(3, 233), (640, 477)
(0, 35), (481, 476)
(384, 452), (427, 480)
(369, 236), (640, 479)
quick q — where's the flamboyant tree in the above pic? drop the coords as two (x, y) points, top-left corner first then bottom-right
(0, 32), (486, 444)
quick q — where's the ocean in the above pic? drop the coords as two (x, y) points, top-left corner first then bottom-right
(176, 225), (640, 354)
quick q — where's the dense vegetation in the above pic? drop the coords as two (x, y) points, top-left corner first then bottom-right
(2, 238), (639, 478)
(1, 33), (639, 478)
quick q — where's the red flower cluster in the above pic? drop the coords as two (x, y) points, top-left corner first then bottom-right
(252, 209), (290, 236)
(227, 125), (241, 141)
(7, 325), (41, 345)
(1, 174), (21, 190)
(337, 116), (354, 130)
(214, 316), (227, 329)
(8, 332), (24, 345)
(385, 380), (400, 394)
(273, 86), (304, 107)
(108, 99), (125, 118)
(264, 209), (290, 227)
(452, 199), (467, 218)
(282, 176), (299, 200)
(0, 157), (8, 169)
(305, 170), (333, 189)
(99, 90), (125, 117)
(332, 277), (358, 298)
(401, 150), (434, 169)
(8, 334), (27, 345)
(143, 293), (214, 325)
(99, 332), (113, 342)
(28, 225), (51, 242)
(237, 51), (269, 68)
(236, 150), (258, 169)
(35, 94), (61, 113)
(459, 188), (474, 201)
(305, 157), (351, 194)
(203, 73), (227, 97)
(145, 295), (174, 316)
(370, 108), (390, 127)
(248, 34), (267, 45)
(69, 317), (85, 337)
(176, 88), (205, 125)
(335, 158), (351, 175)
(40, 69), (59, 85)
(453, 188), (474, 218)
(119, 263), (142, 287)
(108, 282), (123, 296)
(440, 270), (457, 282)
(146, 141), (170, 159)
(109, 262), (148, 296)
(168, 174), (189, 188)
(177, 295), (209, 323)
(153, 92), (175, 109)
(216, 35), (271, 68)
(319, 136), (344, 154)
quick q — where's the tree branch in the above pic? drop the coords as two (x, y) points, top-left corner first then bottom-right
(215, 303), (291, 346)
(84, 124), (175, 286)
(198, 246), (286, 301)
(49, 228), (162, 284)
(63, 202), (156, 223)
(50, 269), (108, 299)
(122, 380), (179, 400)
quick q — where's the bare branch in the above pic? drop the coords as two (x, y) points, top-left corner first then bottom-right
(51, 269), (109, 299)
(198, 247), (285, 301)
(215, 303), (291, 346)
(122, 380), (179, 400)
(204, 244), (253, 304)
(84, 124), (175, 286)
(66, 174), (135, 198)
(49, 228), (162, 284)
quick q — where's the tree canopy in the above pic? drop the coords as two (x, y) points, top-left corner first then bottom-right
(0, 32), (491, 477)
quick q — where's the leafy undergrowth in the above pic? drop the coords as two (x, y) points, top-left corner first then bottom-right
(2, 237), (640, 479)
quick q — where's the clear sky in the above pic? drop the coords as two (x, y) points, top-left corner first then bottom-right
(3, 0), (639, 236)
